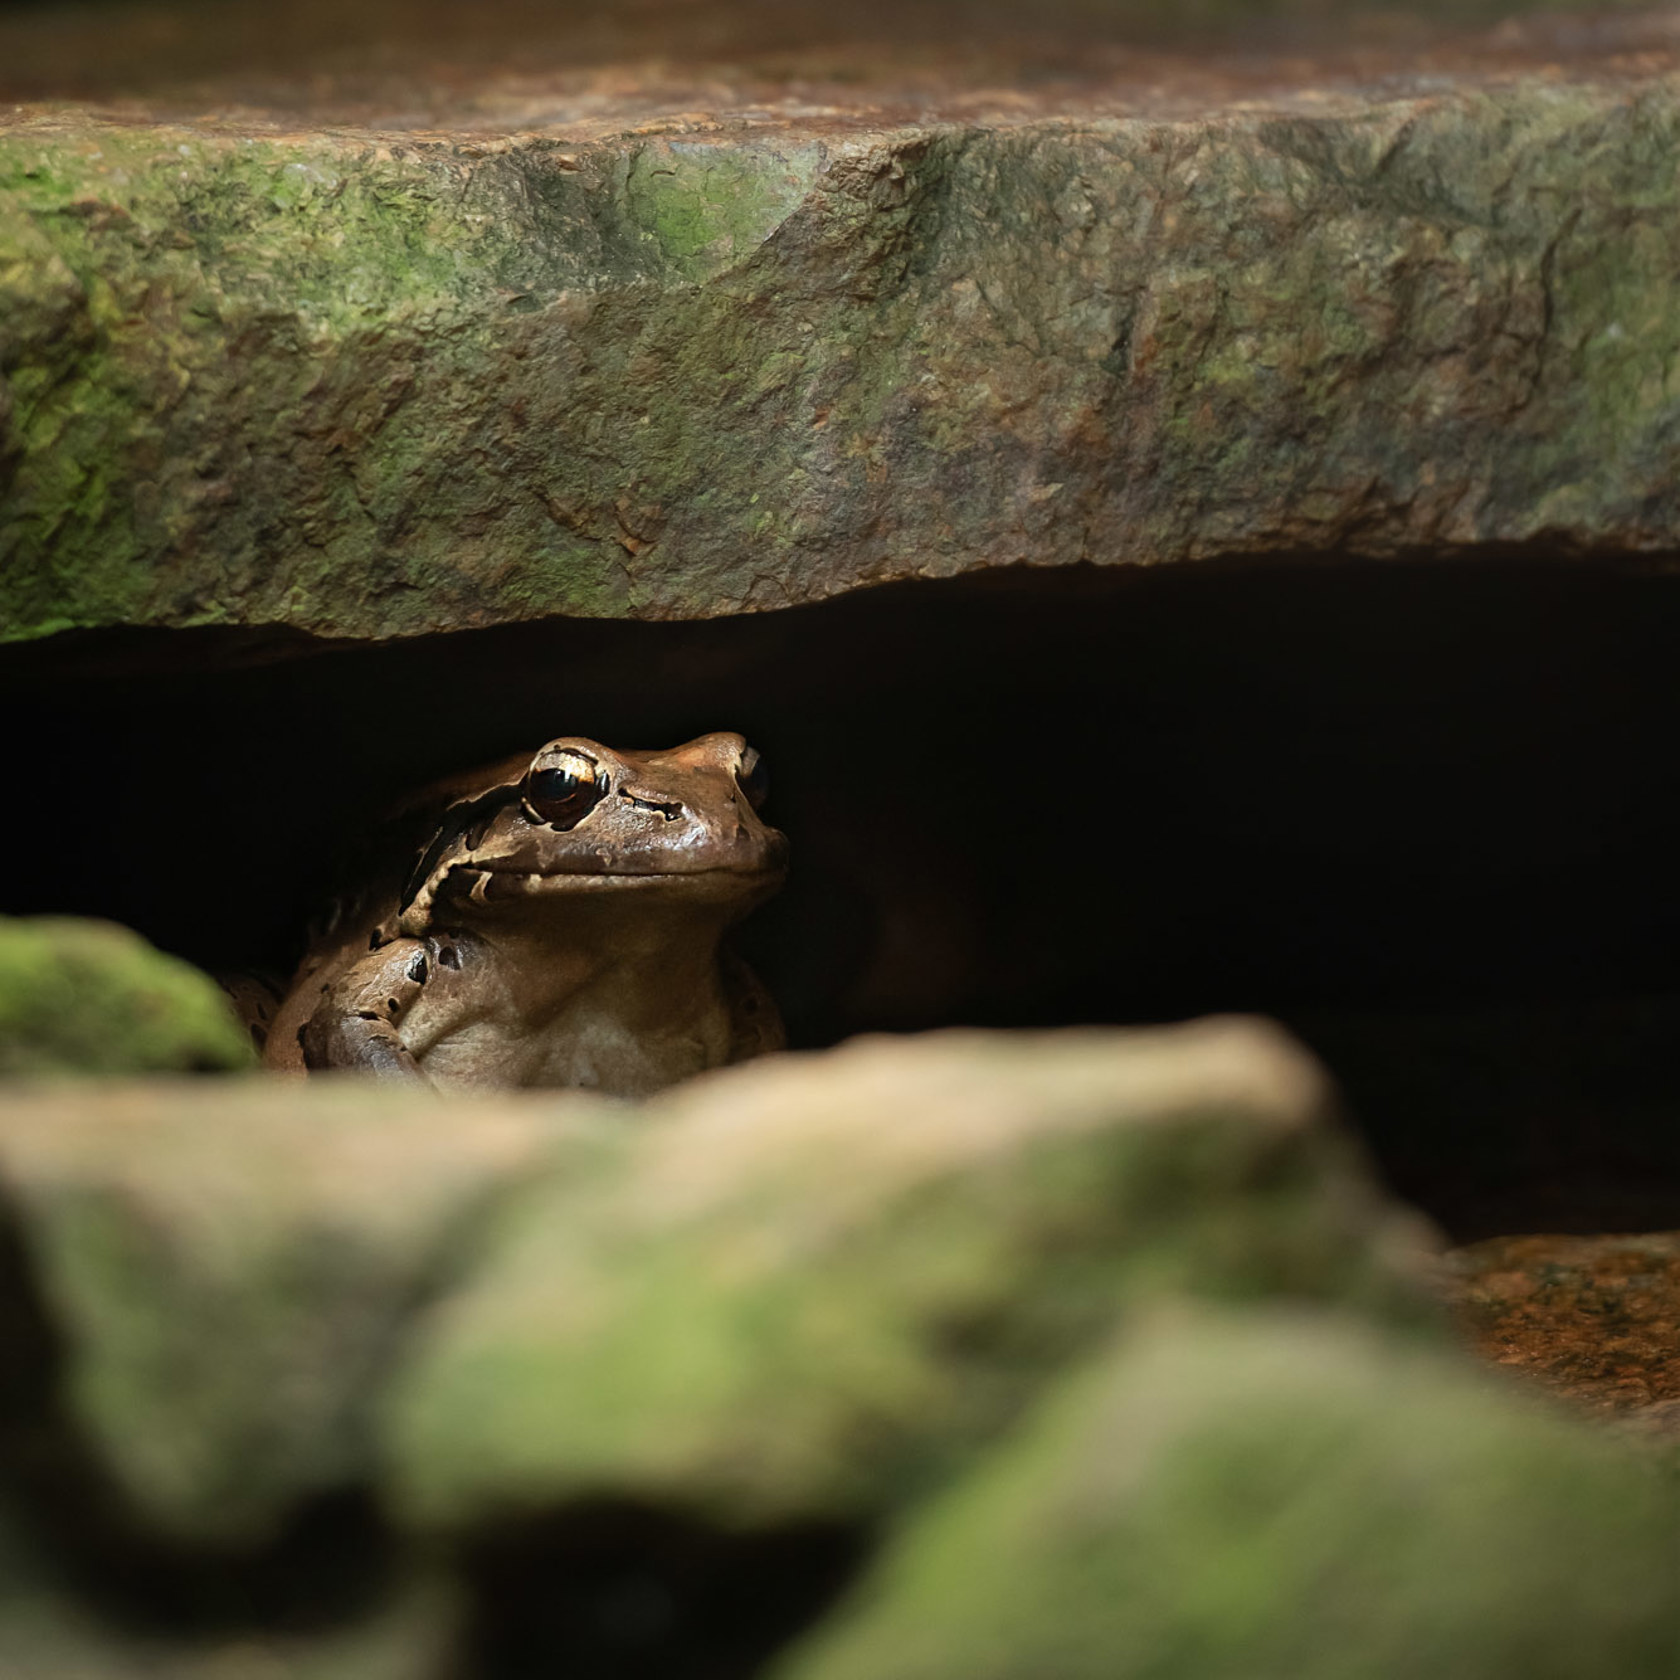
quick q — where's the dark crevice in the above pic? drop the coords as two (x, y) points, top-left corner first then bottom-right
(6, 556), (1680, 1237)
(449, 1500), (872, 1680)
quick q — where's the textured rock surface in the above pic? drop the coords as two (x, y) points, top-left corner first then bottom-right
(0, 916), (252, 1075)
(3, 14), (1679, 642)
(781, 1303), (1680, 1680)
(1445, 1231), (1680, 1437)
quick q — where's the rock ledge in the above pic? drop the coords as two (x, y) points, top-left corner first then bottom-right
(4, 13), (1679, 641)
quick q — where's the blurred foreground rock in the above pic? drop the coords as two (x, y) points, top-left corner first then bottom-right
(0, 1022), (1670, 1677)
(380, 1021), (1430, 1534)
(0, 1078), (603, 1544)
(784, 1304), (1679, 1680)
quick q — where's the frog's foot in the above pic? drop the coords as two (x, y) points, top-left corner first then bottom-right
(299, 938), (430, 1080)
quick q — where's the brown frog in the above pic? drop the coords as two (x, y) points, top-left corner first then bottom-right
(264, 733), (787, 1096)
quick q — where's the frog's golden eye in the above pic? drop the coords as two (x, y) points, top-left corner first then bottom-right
(736, 746), (769, 812)
(524, 755), (608, 830)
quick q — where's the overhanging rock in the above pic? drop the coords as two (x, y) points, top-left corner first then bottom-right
(3, 17), (1679, 642)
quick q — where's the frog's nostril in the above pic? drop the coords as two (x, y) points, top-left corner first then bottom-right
(620, 790), (684, 822)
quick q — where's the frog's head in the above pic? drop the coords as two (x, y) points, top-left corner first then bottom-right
(395, 732), (788, 938)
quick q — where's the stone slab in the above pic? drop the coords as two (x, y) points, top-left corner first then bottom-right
(2, 12), (1678, 642)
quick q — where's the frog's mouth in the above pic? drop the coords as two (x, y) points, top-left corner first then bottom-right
(399, 853), (785, 938)
(452, 860), (786, 900)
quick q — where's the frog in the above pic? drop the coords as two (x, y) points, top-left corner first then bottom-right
(263, 732), (788, 1097)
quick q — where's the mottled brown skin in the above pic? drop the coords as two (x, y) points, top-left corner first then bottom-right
(266, 733), (787, 1097)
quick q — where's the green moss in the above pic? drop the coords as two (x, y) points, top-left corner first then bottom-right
(0, 124), (838, 638)
(618, 141), (822, 283)
(0, 1075), (602, 1542)
(782, 1304), (1680, 1680)
(0, 130), (504, 330)
(0, 916), (253, 1075)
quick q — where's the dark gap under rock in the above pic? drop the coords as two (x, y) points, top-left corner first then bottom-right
(450, 1500), (871, 1680)
(5, 555), (1680, 1236)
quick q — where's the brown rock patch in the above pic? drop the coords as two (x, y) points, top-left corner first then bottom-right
(1444, 1232), (1680, 1436)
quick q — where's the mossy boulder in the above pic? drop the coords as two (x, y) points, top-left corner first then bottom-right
(780, 1303), (1680, 1680)
(0, 915), (252, 1075)
(0, 1018), (1415, 1549)
(380, 1020), (1434, 1532)
(0, 1076), (604, 1543)
(0, 1020), (1670, 1674)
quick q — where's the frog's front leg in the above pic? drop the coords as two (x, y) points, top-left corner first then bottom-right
(300, 939), (434, 1079)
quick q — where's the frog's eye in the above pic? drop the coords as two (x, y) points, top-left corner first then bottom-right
(523, 755), (608, 830)
(736, 746), (769, 812)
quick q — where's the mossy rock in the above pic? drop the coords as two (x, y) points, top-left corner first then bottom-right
(4, 46), (1680, 643)
(380, 1021), (1437, 1532)
(0, 1023), (1670, 1677)
(0, 1019), (1413, 1546)
(0, 915), (252, 1075)
(0, 1077), (603, 1543)
(780, 1303), (1680, 1680)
